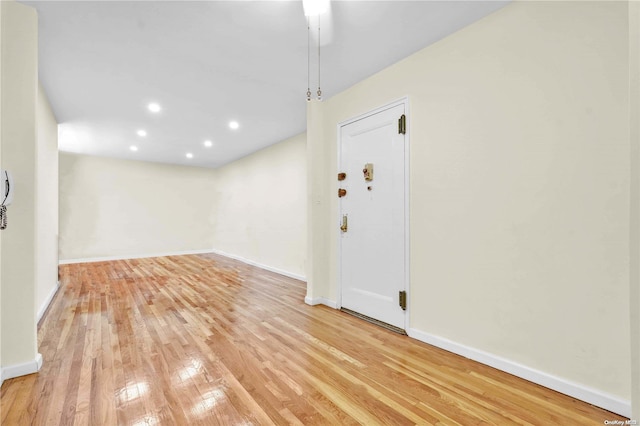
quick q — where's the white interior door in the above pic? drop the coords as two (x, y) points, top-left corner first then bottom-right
(339, 103), (406, 329)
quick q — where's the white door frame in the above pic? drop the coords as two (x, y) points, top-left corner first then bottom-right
(336, 96), (410, 331)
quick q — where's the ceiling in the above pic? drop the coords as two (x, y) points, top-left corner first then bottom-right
(22, 0), (507, 169)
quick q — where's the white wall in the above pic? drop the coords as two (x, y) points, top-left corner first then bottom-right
(307, 0), (630, 415)
(0, 0), (40, 378)
(36, 83), (58, 322)
(629, 0), (640, 419)
(211, 133), (306, 279)
(0, 0), (4, 380)
(58, 153), (217, 261)
(59, 134), (307, 280)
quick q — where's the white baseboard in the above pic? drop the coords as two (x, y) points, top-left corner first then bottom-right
(407, 328), (631, 418)
(59, 248), (216, 265)
(37, 281), (60, 324)
(1, 353), (43, 388)
(304, 296), (338, 309)
(209, 248), (306, 282)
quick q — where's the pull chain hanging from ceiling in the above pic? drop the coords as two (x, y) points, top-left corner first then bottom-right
(317, 14), (322, 101)
(306, 16), (312, 102)
(304, 0), (328, 101)
(305, 14), (322, 101)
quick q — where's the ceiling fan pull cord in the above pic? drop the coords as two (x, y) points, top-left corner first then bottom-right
(317, 14), (322, 101)
(307, 16), (312, 101)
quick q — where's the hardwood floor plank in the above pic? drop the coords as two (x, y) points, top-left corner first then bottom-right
(0, 253), (628, 425)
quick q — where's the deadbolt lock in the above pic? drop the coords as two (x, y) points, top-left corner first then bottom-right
(338, 188), (347, 198)
(363, 163), (373, 181)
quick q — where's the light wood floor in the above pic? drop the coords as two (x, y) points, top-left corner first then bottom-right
(0, 254), (626, 425)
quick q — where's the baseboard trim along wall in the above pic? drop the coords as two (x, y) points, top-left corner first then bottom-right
(59, 248), (217, 265)
(304, 296), (338, 309)
(407, 328), (631, 418)
(1, 353), (43, 388)
(209, 248), (306, 282)
(37, 281), (60, 324)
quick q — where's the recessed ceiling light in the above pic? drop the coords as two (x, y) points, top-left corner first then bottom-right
(137, 130), (147, 137)
(147, 103), (161, 113)
(203, 140), (213, 148)
(186, 152), (193, 159)
(229, 121), (239, 130)
(130, 145), (138, 152)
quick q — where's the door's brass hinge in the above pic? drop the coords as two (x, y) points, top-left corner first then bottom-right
(399, 290), (407, 310)
(398, 114), (406, 135)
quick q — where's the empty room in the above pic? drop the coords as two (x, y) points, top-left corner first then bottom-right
(0, 0), (639, 424)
